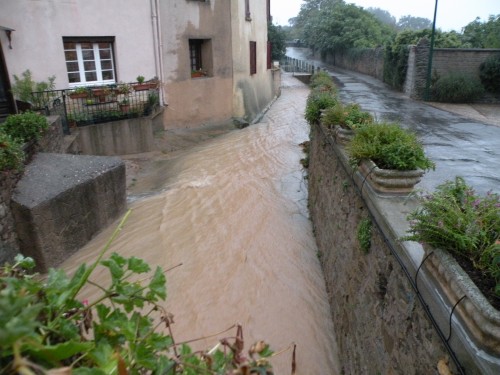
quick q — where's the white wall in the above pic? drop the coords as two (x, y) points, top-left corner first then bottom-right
(0, 0), (157, 89)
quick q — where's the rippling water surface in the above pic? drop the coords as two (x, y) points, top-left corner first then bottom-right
(63, 75), (339, 374)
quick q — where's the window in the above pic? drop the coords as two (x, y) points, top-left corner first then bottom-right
(245, 0), (251, 21)
(63, 37), (115, 86)
(250, 41), (257, 75)
(189, 39), (213, 78)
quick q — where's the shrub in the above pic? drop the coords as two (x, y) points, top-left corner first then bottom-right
(0, 214), (275, 373)
(322, 102), (373, 130)
(1, 111), (49, 142)
(0, 132), (25, 171)
(479, 54), (500, 93)
(431, 73), (485, 103)
(309, 71), (337, 94)
(403, 177), (500, 294)
(10, 69), (56, 108)
(305, 91), (337, 125)
(346, 122), (435, 171)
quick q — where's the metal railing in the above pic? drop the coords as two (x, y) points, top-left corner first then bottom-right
(280, 56), (318, 74)
(29, 81), (160, 134)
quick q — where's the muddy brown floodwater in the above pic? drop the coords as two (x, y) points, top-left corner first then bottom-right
(62, 75), (340, 374)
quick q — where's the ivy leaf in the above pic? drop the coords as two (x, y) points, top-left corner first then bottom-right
(147, 267), (166, 301)
(28, 340), (94, 362)
(14, 254), (35, 269)
(127, 257), (150, 274)
(101, 256), (125, 281)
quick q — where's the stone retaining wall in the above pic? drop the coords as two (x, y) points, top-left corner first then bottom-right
(308, 122), (500, 374)
(308, 123), (453, 374)
(322, 48), (385, 81)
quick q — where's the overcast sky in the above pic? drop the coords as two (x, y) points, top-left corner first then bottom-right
(271, 0), (499, 32)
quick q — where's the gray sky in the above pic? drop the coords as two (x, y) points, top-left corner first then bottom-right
(271, 0), (499, 31)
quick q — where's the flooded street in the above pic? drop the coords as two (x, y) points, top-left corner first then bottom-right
(62, 74), (340, 374)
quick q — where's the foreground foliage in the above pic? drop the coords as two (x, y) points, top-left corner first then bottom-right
(404, 177), (500, 295)
(321, 102), (373, 130)
(0, 213), (275, 374)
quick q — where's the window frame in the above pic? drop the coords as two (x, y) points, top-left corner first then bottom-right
(250, 41), (257, 75)
(63, 37), (116, 87)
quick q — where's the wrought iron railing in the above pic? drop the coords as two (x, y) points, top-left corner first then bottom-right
(29, 81), (160, 134)
(280, 56), (318, 74)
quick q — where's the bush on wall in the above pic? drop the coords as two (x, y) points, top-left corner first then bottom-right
(431, 73), (485, 103)
(479, 54), (500, 93)
(0, 132), (25, 172)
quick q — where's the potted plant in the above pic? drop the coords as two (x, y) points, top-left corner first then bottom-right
(402, 177), (500, 354)
(191, 69), (207, 78)
(133, 75), (150, 91)
(119, 98), (130, 113)
(346, 122), (435, 194)
(321, 102), (373, 144)
(69, 86), (89, 99)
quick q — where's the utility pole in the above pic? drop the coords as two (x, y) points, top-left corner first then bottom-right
(424, 0), (439, 101)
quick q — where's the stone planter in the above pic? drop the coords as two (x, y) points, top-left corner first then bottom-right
(423, 246), (500, 357)
(333, 125), (355, 145)
(358, 158), (424, 195)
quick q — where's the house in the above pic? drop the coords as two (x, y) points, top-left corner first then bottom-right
(0, 0), (277, 128)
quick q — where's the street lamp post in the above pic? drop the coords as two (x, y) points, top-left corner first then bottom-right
(424, 0), (439, 101)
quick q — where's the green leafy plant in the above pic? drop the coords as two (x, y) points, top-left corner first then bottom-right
(403, 177), (500, 295)
(0, 132), (25, 171)
(357, 217), (372, 254)
(305, 91), (337, 125)
(322, 102), (373, 130)
(0, 213), (276, 374)
(136, 75), (145, 84)
(10, 70), (56, 108)
(309, 71), (337, 94)
(1, 111), (49, 143)
(479, 54), (500, 93)
(346, 122), (435, 171)
(431, 73), (485, 103)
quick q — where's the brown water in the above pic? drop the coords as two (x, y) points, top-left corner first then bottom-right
(62, 75), (340, 374)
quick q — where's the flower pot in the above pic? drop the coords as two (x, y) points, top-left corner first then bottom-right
(69, 92), (88, 99)
(119, 104), (130, 113)
(133, 83), (155, 91)
(358, 159), (424, 195)
(422, 246), (500, 357)
(191, 72), (206, 78)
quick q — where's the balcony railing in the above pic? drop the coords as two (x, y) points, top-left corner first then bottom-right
(28, 81), (161, 134)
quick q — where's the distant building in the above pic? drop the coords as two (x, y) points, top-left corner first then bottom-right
(0, 0), (277, 128)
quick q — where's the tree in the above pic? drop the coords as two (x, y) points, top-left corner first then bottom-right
(397, 15), (432, 31)
(366, 7), (397, 28)
(268, 23), (287, 61)
(302, 2), (395, 54)
(462, 15), (500, 48)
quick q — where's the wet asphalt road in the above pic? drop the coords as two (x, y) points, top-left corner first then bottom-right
(286, 47), (500, 195)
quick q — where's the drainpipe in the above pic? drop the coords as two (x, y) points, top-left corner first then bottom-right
(151, 0), (166, 106)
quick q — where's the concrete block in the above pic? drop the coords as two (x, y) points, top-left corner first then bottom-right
(11, 153), (126, 272)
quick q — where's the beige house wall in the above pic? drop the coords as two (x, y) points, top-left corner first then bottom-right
(161, 0), (233, 129)
(0, 0), (157, 89)
(231, 0), (274, 121)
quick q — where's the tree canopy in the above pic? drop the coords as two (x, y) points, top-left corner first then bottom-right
(299, 1), (395, 54)
(397, 15), (433, 31)
(462, 15), (500, 48)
